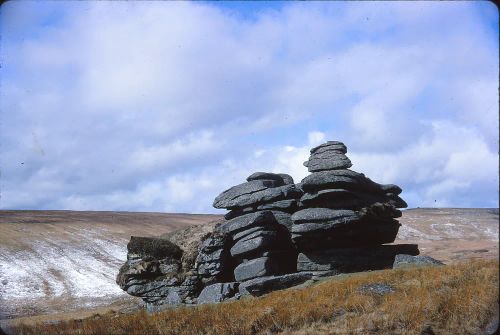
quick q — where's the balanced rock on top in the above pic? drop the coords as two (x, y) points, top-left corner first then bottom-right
(304, 141), (352, 172)
(291, 140), (416, 276)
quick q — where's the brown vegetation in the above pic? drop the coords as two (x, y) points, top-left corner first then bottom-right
(11, 259), (499, 335)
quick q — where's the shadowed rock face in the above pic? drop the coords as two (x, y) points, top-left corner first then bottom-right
(297, 244), (419, 272)
(117, 140), (435, 308)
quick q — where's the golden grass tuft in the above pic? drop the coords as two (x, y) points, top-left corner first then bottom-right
(12, 259), (499, 335)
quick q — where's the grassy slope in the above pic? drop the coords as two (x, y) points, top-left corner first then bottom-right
(12, 259), (499, 335)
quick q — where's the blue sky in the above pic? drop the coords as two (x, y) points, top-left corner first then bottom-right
(0, 1), (498, 213)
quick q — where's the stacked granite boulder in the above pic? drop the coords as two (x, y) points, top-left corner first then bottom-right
(117, 140), (427, 308)
(210, 173), (301, 296)
(195, 228), (232, 286)
(292, 141), (418, 276)
(216, 172), (301, 229)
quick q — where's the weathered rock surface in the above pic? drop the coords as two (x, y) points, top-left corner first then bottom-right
(247, 172), (285, 184)
(291, 219), (401, 249)
(214, 182), (301, 210)
(230, 233), (283, 259)
(279, 173), (295, 185)
(300, 169), (370, 193)
(239, 272), (314, 296)
(299, 189), (407, 210)
(217, 211), (278, 235)
(304, 150), (352, 172)
(300, 169), (398, 197)
(310, 141), (347, 154)
(292, 208), (361, 224)
(196, 231), (233, 284)
(197, 282), (239, 304)
(297, 244), (419, 272)
(393, 254), (445, 268)
(269, 211), (294, 231)
(234, 255), (291, 282)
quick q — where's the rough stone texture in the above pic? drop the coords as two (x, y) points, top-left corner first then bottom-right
(145, 288), (182, 311)
(310, 141), (347, 154)
(196, 231), (233, 284)
(228, 210), (293, 231)
(388, 195), (408, 208)
(300, 169), (387, 194)
(239, 272), (314, 296)
(214, 180), (280, 208)
(393, 254), (445, 268)
(197, 282), (239, 304)
(380, 184), (402, 195)
(230, 234), (282, 259)
(304, 150), (353, 172)
(300, 189), (360, 207)
(247, 172), (286, 184)
(292, 208), (361, 224)
(117, 257), (181, 291)
(256, 199), (298, 212)
(217, 211), (278, 235)
(198, 231), (229, 252)
(279, 173), (295, 185)
(234, 256), (289, 282)
(299, 189), (407, 210)
(297, 244), (419, 272)
(291, 219), (401, 249)
(197, 262), (226, 284)
(270, 211), (294, 231)
(225, 205), (297, 222)
(233, 226), (275, 242)
(196, 248), (226, 264)
(224, 207), (253, 220)
(214, 181), (301, 209)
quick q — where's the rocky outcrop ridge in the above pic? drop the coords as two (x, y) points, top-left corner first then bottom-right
(117, 140), (436, 310)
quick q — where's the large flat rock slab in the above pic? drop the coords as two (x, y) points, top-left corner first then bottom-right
(297, 244), (419, 272)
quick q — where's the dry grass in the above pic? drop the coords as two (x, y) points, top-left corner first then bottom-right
(11, 259), (498, 335)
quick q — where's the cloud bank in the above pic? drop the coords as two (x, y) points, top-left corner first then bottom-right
(0, 1), (498, 212)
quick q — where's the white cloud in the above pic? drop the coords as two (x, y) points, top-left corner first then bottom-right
(0, 1), (497, 211)
(349, 121), (498, 207)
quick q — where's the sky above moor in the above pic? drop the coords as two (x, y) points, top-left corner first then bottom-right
(0, 1), (498, 213)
